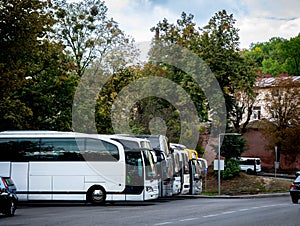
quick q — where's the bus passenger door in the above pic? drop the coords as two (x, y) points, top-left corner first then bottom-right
(125, 152), (144, 200)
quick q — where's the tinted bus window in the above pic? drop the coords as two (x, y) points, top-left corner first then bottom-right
(143, 150), (156, 179)
(148, 137), (159, 149)
(0, 138), (40, 161)
(84, 138), (119, 161)
(111, 139), (139, 150)
(0, 138), (119, 162)
(40, 138), (85, 161)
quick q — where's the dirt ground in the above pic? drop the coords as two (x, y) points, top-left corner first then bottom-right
(202, 171), (292, 195)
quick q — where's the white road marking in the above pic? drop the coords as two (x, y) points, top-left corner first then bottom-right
(221, 211), (237, 214)
(180, 218), (199, 222)
(239, 208), (249, 211)
(153, 203), (290, 225)
(203, 214), (219, 218)
(153, 222), (172, 225)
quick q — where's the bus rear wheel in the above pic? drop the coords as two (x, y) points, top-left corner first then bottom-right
(87, 186), (106, 205)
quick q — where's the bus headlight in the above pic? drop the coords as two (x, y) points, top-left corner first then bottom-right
(146, 186), (154, 192)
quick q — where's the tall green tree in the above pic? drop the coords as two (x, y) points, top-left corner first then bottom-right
(0, 0), (78, 131)
(199, 10), (256, 133)
(0, 0), (55, 98)
(280, 35), (300, 76)
(53, 0), (138, 77)
(146, 10), (255, 159)
(0, 0), (56, 130)
(246, 35), (300, 76)
(150, 12), (206, 118)
(53, 0), (140, 133)
(16, 45), (79, 131)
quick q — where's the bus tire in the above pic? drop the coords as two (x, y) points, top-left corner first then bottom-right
(87, 186), (106, 205)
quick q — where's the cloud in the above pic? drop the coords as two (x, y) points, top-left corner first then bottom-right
(237, 16), (300, 49)
(105, 0), (299, 49)
(105, 0), (175, 41)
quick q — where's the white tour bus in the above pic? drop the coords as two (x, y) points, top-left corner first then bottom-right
(196, 157), (208, 194)
(100, 134), (159, 200)
(170, 143), (190, 195)
(133, 134), (174, 197)
(118, 134), (173, 197)
(0, 131), (158, 204)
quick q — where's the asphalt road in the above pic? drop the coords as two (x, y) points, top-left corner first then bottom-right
(0, 194), (298, 226)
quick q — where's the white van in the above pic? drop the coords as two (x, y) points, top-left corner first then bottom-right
(238, 157), (261, 174)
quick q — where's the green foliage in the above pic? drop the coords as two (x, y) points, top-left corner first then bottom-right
(221, 159), (241, 179)
(199, 10), (257, 131)
(247, 35), (300, 76)
(220, 135), (247, 160)
(53, 0), (140, 133)
(94, 66), (143, 134)
(150, 12), (207, 123)
(0, 99), (33, 131)
(0, 0), (78, 131)
(279, 35), (300, 76)
(0, 0), (55, 98)
(150, 10), (257, 136)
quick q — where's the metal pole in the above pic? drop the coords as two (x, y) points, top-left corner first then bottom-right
(218, 134), (221, 195)
(275, 146), (277, 178)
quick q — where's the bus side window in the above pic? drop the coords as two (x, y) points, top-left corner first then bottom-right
(85, 138), (119, 161)
(0, 138), (40, 161)
(40, 138), (84, 161)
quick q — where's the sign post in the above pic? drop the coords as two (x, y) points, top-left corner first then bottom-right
(275, 146), (278, 178)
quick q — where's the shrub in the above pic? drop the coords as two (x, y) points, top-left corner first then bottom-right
(221, 159), (240, 179)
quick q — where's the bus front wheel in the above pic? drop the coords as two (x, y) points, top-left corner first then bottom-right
(87, 186), (106, 205)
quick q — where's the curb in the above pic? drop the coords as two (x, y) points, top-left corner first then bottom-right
(180, 192), (290, 199)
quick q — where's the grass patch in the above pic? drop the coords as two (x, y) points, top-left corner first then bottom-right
(202, 171), (292, 195)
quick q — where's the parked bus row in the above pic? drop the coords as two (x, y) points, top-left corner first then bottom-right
(0, 131), (207, 205)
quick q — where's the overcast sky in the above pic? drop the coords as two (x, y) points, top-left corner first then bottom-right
(104, 0), (300, 49)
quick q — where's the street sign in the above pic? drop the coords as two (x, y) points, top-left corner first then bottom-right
(214, 160), (224, 171)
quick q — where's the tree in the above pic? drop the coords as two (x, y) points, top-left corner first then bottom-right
(280, 34), (300, 76)
(16, 45), (79, 130)
(0, 0), (55, 97)
(149, 12), (207, 123)
(247, 35), (300, 76)
(52, 0), (138, 77)
(0, 0), (59, 130)
(53, 0), (140, 133)
(262, 77), (300, 161)
(199, 10), (257, 133)
(94, 66), (143, 134)
(146, 10), (254, 160)
(0, 0), (80, 131)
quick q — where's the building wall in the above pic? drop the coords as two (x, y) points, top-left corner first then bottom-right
(243, 128), (300, 173)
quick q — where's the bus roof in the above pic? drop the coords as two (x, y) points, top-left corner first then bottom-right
(0, 130), (92, 138)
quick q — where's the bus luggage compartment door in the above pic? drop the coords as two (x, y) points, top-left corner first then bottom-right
(11, 162), (29, 201)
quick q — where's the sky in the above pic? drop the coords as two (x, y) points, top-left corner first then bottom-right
(104, 0), (300, 49)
